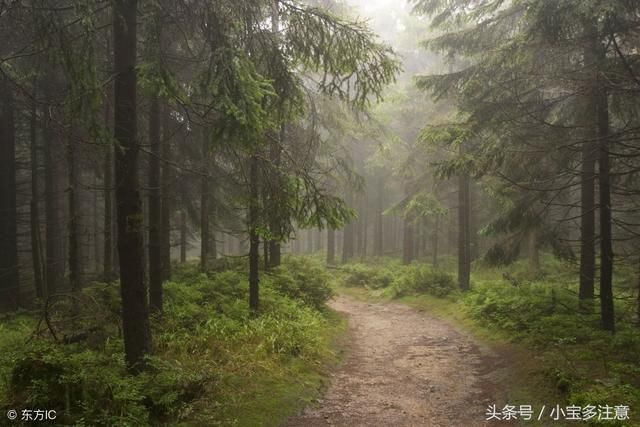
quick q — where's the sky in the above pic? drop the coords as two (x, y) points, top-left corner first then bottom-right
(342, 0), (411, 44)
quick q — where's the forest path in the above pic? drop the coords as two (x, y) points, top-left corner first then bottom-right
(286, 295), (505, 427)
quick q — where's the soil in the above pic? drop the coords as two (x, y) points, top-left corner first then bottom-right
(286, 295), (508, 427)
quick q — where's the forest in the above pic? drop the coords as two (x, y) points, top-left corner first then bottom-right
(1, 0), (640, 425)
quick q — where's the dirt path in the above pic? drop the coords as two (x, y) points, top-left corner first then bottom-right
(286, 295), (505, 427)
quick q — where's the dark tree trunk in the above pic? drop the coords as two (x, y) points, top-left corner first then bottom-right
(103, 34), (114, 283)
(432, 215), (439, 267)
(0, 75), (19, 310)
(180, 209), (186, 263)
(30, 89), (45, 298)
(44, 89), (65, 295)
(67, 129), (80, 292)
(263, 237), (269, 270)
(528, 229), (539, 272)
(160, 105), (171, 280)
(579, 21), (598, 304)
(342, 222), (354, 263)
(269, 240), (281, 268)
(598, 81), (614, 332)
(103, 144), (114, 281)
(113, 0), (151, 373)
(458, 174), (471, 291)
(342, 190), (354, 263)
(402, 216), (414, 265)
(327, 228), (335, 264)
(248, 155), (260, 312)
(374, 183), (383, 257)
(148, 95), (162, 313)
(200, 130), (209, 271)
(306, 229), (313, 253)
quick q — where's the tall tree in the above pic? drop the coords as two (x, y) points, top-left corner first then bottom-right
(148, 94), (162, 313)
(113, 0), (151, 372)
(0, 74), (19, 310)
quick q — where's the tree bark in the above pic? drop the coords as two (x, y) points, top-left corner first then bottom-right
(374, 178), (383, 257)
(44, 82), (65, 295)
(432, 215), (439, 267)
(103, 143), (114, 282)
(200, 129), (209, 271)
(180, 209), (186, 263)
(458, 174), (471, 291)
(402, 216), (414, 265)
(148, 95), (162, 313)
(598, 76), (614, 332)
(528, 229), (539, 272)
(113, 0), (151, 372)
(306, 228), (313, 253)
(579, 21), (598, 304)
(342, 190), (354, 263)
(248, 155), (260, 312)
(0, 74), (19, 310)
(30, 88), (45, 298)
(67, 127), (80, 292)
(327, 228), (335, 264)
(160, 105), (171, 280)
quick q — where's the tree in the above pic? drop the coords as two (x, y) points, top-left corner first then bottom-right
(0, 74), (19, 310)
(113, 0), (151, 372)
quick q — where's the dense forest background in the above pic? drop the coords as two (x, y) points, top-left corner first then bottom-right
(1, 0), (640, 425)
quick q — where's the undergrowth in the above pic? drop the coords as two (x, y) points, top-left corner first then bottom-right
(0, 256), (341, 426)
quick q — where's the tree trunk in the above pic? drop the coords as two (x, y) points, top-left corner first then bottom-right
(160, 105), (171, 280)
(0, 74), (19, 310)
(30, 88), (45, 298)
(458, 174), (471, 291)
(113, 0), (151, 373)
(432, 215), (439, 267)
(67, 128), (80, 292)
(579, 21), (598, 305)
(327, 228), (335, 264)
(248, 155), (260, 312)
(374, 179), (383, 257)
(528, 229), (539, 272)
(342, 190), (354, 263)
(148, 95), (162, 314)
(267, 9), (282, 269)
(44, 86), (65, 295)
(200, 130), (209, 271)
(180, 209), (186, 263)
(598, 78), (614, 332)
(104, 143), (114, 281)
(306, 229), (313, 253)
(402, 216), (414, 265)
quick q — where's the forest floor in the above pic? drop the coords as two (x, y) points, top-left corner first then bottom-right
(286, 295), (510, 427)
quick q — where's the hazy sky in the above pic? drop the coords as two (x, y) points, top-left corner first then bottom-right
(343, 0), (411, 43)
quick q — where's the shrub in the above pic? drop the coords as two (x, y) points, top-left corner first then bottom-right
(389, 264), (456, 297)
(339, 262), (399, 290)
(0, 259), (335, 426)
(267, 256), (334, 310)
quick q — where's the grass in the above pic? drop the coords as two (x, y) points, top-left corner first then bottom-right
(0, 256), (347, 427)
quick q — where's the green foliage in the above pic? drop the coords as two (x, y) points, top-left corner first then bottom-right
(268, 256), (334, 311)
(339, 262), (400, 290)
(0, 261), (341, 426)
(388, 264), (456, 298)
(338, 261), (455, 297)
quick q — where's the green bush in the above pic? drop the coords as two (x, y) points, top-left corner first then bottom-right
(267, 256), (334, 310)
(339, 262), (399, 289)
(389, 264), (456, 297)
(0, 260), (336, 426)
